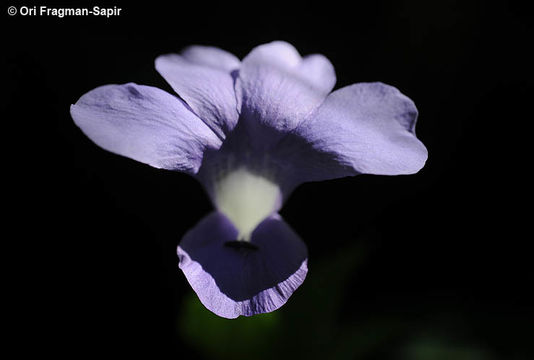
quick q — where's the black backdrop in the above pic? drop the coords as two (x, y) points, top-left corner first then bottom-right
(5, 0), (532, 358)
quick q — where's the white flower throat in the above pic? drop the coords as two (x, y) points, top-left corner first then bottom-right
(214, 168), (281, 241)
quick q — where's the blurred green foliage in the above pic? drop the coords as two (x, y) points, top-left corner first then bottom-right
(400, 337), (491, 360)
(179, 295), (280, 358)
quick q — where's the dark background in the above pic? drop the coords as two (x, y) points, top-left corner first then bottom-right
(4, 0), (531, 358)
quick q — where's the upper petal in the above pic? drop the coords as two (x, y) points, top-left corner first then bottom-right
(179, 45), (241, 72)
(178, 212), (308, 318)
(294, 82), (428, 178)
(236, 41), (336, 139)
(70, 83), (221, 174)
(155, 47), (240, 139)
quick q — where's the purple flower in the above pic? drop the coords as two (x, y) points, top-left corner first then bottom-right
(71, 41), (427, 318)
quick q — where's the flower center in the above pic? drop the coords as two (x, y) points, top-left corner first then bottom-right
(214, 168), (281, 241)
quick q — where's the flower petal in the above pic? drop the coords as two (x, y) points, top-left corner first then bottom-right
(155, 48), (240, 139)
(179, 45), (241, 72)
(70, 83), (221, 174)
(236, 41), (336, 138)
(290, 82), (428, 180)
(178, 212), (308, 318)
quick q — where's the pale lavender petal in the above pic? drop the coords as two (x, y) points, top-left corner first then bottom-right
(290, 82), (427, 179)
(70, 83), (221, 174)
(177, 212), (307, 318)
(180, 45), (240, 71)
(236, 41), (336, 140)
(155, 49), (240, 139)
